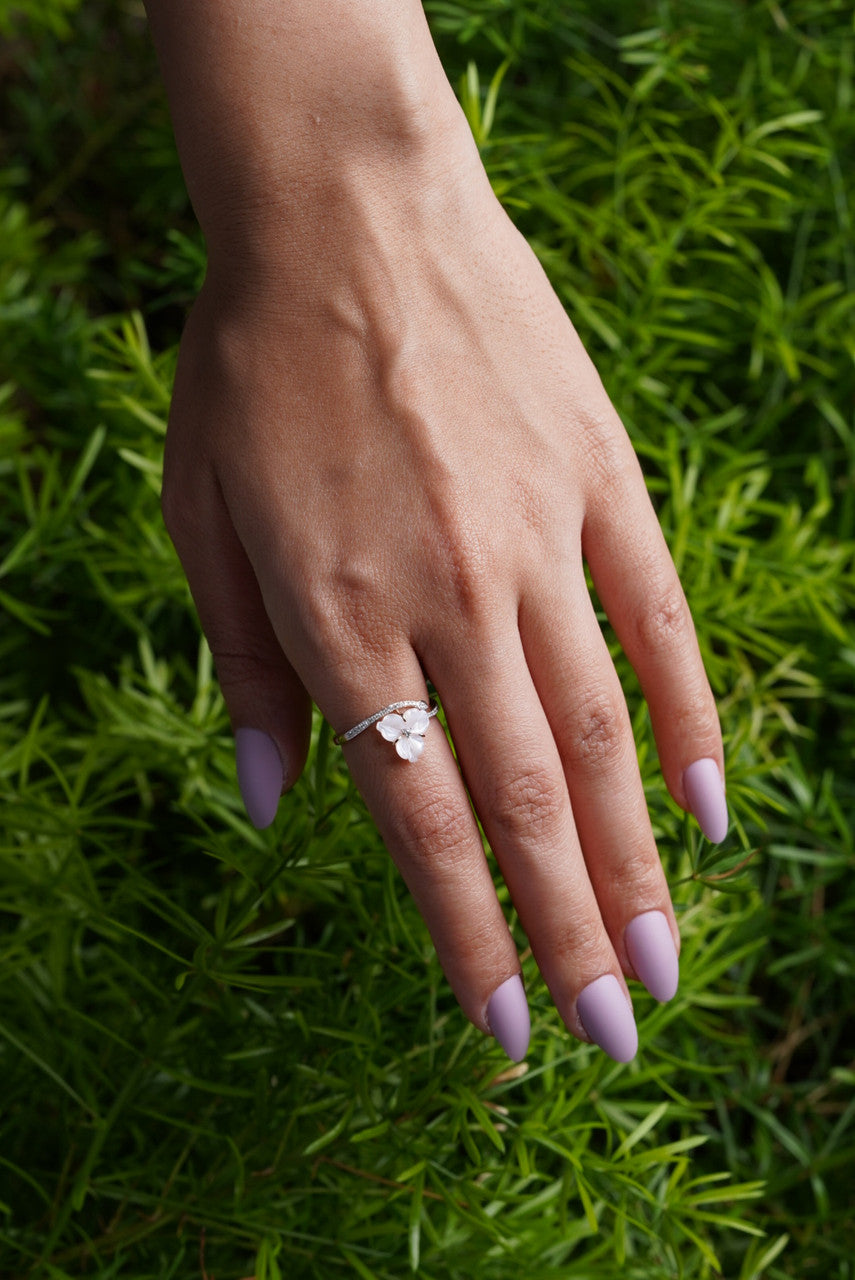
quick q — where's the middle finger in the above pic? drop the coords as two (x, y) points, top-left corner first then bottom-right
(425, 613), (640, 1062)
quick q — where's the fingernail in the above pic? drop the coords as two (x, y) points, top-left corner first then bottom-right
(683, 757), (728, 843)
(577, 974), (638, 1063)
(235, 727), (283, 829)
(486, 974), (530, 1062)
(625, 910), (679, 1003)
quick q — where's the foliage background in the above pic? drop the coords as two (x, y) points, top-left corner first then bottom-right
(1, 0), (853, 1276)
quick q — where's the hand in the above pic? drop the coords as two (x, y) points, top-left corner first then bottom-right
(160, 113), (727, 1064)
(147, 0), (728, 1061)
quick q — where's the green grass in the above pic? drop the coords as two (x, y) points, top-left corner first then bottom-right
(1, 0), (854, 1275)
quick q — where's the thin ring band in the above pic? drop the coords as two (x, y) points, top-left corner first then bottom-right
(333, 699), (438, 745)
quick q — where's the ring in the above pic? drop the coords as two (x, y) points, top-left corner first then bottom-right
(333, 699), (439, 762)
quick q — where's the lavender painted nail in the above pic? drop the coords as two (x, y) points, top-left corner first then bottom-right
(486, 974), (530, 1062)
(625, 910), (679, 1003)
(235, 727), (283, 829)
(577, 974), (638, 1063)
(683, 757), (728, 843)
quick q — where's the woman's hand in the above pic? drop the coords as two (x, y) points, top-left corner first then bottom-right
(149, 0), (728, 1062)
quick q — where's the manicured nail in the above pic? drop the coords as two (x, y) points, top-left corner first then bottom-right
(235, 727), (283, 829)
(625, 910), (679, 1003)
(486, 974), (530, 1062)
(683, 757), (728, 843)
(577, 974), (638, 1063)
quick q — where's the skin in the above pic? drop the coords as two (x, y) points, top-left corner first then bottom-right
(144, 0), (724, 1045)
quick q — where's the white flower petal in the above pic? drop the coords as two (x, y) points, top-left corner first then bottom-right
(396, 733), (425, 762)
(377, 713), (406, 741)
(403, 708), (430, 736)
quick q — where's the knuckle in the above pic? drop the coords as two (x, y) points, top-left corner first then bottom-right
(511, 469), (560, 548)
(302, 559), (396, 663)
(636, 577), (693, 652)
(581, 413), (637, 495)
(399, 475), (499, 629)
(548, 910), (608, 970)
(454, 918), (504, 974)
(606, 848), (664, 903)
(428, 516), (497, 627)
(210, 641), (279, 692)
(561, 688), (626, 773)
(486, 765), (566, 846)
(329, 564), (387, 646)
(670, 683), (716, 737)
(391, 791), (475, 870)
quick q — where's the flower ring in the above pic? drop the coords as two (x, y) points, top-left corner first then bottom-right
(376, 705), (432, 761)
(333, 699), (439, 762)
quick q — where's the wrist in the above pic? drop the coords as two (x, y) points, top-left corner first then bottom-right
(206, 132), (492, 305)
(144, 0), (474, 261)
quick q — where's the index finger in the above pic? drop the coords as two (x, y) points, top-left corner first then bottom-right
(581, 433), (728, 842)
